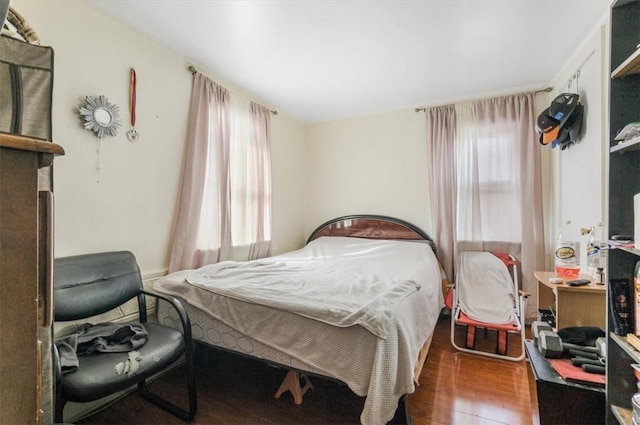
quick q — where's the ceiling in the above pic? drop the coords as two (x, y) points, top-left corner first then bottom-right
(87, 0), (611, 124)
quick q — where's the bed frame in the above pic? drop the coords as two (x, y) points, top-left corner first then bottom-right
(160, 214), (438, 424)
(308, 214), (435, 249)
(313, 215), (437, 417)
(278, 215), (437, 422)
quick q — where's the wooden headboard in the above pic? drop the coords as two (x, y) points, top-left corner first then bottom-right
(307, 214), (435, 254)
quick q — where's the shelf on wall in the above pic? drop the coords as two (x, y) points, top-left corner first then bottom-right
(612, 48), (640, 78)
(611, 135), (640, 153)
(611, 333), (640, 363)
(611, 404), (632, 425)
(610, 244), (640, 256)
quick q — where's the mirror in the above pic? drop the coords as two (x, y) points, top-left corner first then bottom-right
(93, 108), (113, 126)
(79, 95), (121, 139)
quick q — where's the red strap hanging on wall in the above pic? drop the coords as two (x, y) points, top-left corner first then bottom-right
(127, 68), (139, 141)
(130, 68), (136, 127)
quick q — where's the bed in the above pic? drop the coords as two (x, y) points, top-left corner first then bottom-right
(153, 215), (445, 425)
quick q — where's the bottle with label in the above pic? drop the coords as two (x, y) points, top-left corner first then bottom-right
(555, 220), (581, 278)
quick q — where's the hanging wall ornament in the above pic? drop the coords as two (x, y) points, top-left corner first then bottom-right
(127, 68), (140, 141)
(79, 95), (121, 139)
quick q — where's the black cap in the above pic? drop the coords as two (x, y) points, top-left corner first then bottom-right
(549, 93), (579, 126)
(538, 93), (581, 147)
(554, 103), (584, 150)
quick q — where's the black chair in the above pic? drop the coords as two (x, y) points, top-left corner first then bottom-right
(53, 251), (197, 423)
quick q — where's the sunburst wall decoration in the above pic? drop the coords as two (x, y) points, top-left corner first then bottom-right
(79, 95), (121, 139)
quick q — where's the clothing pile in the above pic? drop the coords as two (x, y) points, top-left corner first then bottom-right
(55, 322), (148, 375)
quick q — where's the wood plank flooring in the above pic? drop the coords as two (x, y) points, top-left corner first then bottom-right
(411, 316), (539, 425)
(76, 315), (540, 425)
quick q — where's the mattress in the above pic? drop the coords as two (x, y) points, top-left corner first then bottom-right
(154, 237), (444, 425)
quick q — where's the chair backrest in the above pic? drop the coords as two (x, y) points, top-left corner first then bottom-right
(456, 251), (518, 325)
(54, 251), (142, 322)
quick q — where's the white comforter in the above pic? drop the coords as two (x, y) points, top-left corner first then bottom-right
(185, 237), (425, 339)
(154, 236), (444, 425)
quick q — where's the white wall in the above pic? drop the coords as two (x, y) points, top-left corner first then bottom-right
(305, 110), (432, 238)
(305, 19), (610, 272)
(271, 112), (307, 252)
(546, 22), (609, 270)
(12, 0), (307, 275)
(11, 0), (609, 275)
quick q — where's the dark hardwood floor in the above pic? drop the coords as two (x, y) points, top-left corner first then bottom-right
(76, 315), (539, 425)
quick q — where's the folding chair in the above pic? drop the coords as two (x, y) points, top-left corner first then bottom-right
(446, 251), (529, 361)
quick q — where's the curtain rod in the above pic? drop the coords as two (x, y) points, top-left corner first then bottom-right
(414, 86), (553, 112)
(187, 65), (278, 115)
(535, 86), (553, 94)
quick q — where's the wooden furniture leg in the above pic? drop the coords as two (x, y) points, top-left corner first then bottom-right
(413, 334), (433, 385)
(275, 370), (314, 405)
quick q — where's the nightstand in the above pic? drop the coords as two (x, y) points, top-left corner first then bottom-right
(534, 271), (606, 330)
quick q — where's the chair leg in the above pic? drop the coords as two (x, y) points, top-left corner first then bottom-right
(138, 343), (197, 422)
(54, 398), (66, 424)
(496, 330), (508, 355)
(465, 325), (476, 349)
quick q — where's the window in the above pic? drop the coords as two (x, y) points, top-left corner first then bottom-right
(456, 107), (522, 243)
(169, 74), (272, 271)
(229, 96), (272, 248)
(475, 132), (521, 242)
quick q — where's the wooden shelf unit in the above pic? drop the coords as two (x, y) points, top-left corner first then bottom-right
(611, 135), (640, 154)
(606, 1), (640, 423)
(612, 47), (640, 78)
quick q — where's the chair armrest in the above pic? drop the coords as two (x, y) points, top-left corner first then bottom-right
(444, 283), (456, 309)
(140, 290), (193, 342)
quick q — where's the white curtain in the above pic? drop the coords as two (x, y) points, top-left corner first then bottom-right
(455, 103), (482, 242)
(247, 101), (273, 260)
(169, 72), (232, 272)
(169, 72), (273, 272)
(426, 93), (545, 318)
(456, 98), (524, 244)
(230, 95), (252, 247)
(425, 105), (457, 283)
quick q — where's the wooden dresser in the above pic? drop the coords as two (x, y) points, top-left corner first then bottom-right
(0, 133), (64, 425)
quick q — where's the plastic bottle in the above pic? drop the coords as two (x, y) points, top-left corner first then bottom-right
(555, 220), (581, 278)
(586, 228), (599, 276)
(595, 222), (607, 271)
